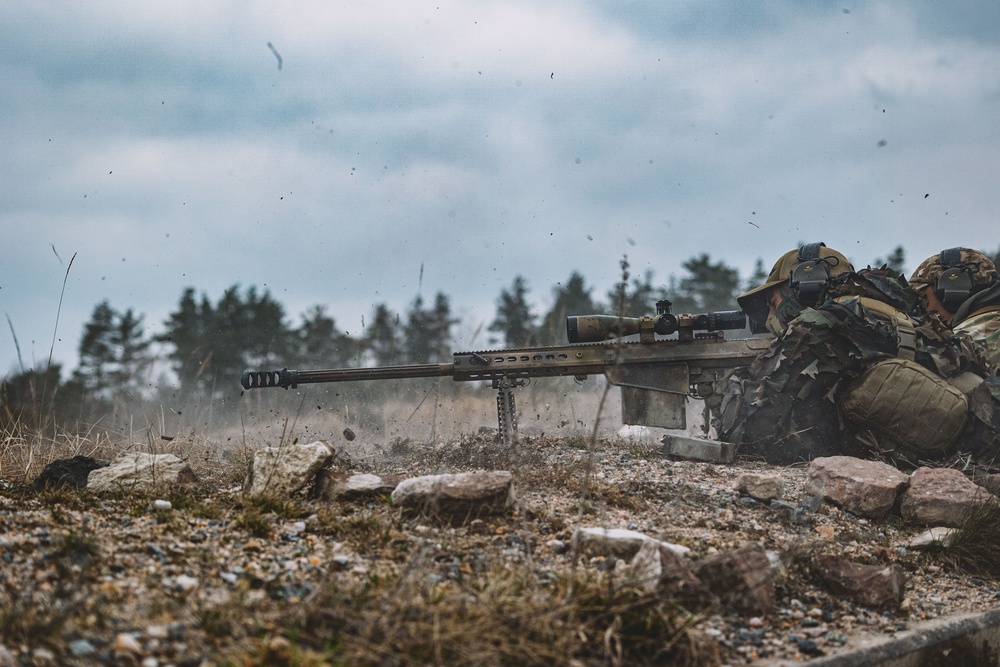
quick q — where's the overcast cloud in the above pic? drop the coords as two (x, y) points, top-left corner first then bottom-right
(3, 1), (1000, 378)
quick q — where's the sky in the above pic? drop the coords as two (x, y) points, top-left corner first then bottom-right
(3, 1), (1000, 381)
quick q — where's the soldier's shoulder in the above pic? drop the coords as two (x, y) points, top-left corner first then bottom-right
(955, 309), (1000, 337)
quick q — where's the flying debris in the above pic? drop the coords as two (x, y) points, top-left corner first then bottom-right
(267, 42), (283, 70)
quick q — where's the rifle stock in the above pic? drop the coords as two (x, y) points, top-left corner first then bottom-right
(242, 306), (772, 443)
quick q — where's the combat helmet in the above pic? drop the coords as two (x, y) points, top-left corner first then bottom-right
(909, 247), (999, 314)
(738, 242), (854, 328)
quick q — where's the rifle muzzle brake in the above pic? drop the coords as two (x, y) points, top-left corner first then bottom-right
(241, 368), (298, 390)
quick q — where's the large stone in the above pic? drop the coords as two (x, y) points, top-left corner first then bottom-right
(33, 456), (108, 490)
(804, 456), (909, 520)
(626, 539), (704, 599)
(390, 471), (515, 521)
(573, 527), (691, 560)
(86, 452), (197, 493)
(736, 472), (784, 501)
(900, 467), (994, 528)
(246, 441), (336, 497)
(812, 554), (906, 609)
(693, 542), (775, 614)
(317, 471), (403, 500)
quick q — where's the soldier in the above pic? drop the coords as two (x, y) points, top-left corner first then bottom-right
(718, 242), (996, 468)
(908, 248), (1000, 368)
(953, 284), (1000, 369)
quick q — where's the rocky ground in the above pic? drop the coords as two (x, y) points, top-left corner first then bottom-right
(1, 429), (999, 667)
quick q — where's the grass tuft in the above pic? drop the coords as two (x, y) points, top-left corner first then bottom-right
(284, 559), (715, 667)
(936, 499), (1000, 577)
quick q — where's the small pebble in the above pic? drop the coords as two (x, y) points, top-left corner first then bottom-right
(111, 633), (142, 654)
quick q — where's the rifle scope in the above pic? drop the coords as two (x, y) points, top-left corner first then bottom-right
(566, 309), (746, 344)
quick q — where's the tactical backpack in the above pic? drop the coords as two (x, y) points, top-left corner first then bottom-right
(838, 300), (970, 460)
(840, 357), (968, 459)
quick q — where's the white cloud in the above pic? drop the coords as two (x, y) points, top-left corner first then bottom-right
(3, 2), (1000, 378)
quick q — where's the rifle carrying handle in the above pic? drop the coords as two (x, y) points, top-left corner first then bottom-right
(241, 368), (298, 390)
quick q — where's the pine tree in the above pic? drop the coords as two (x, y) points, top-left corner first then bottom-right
(239, 285), (288, 369)
(745, 258), (769, 292)
(293, 305), (356, 366)
(75, 300), (117, 399)
(108, 308), (151, 398)
(873, 246), (907, 275)
(158, 288), (212, 393)
(537, 272), (600, 345)
(403, 292), (457, 363)
(606, 268), (661, 317)
(669, 254), (742, 313)
(364, 303), (401, 366)
(489, 275), (537, 347)
(159, 285), (289, 396)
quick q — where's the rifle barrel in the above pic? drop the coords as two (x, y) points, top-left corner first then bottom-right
(241, 363), (454, 390)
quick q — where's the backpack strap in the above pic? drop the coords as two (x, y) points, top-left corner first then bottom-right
(832, 295), (917, 361)
(892, 315), (916, 362)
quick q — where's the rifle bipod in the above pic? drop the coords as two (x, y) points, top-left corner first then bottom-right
(494, 376), (527, 445)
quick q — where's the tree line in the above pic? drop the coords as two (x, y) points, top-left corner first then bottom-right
(3, 244), (995, 434)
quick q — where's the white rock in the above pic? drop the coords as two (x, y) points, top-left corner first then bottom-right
(246, 441), (336, 497)
(87, 452), (197, 493)
(391, 471), (515, 518)
(908, 527), (960, 549)
(573, 527), (691, 560)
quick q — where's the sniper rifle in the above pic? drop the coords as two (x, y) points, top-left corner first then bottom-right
(241, 300), (772, 443)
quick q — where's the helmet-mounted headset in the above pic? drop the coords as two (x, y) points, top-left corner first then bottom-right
(936, 247), (976, 313)
(790, 242), (838, 307)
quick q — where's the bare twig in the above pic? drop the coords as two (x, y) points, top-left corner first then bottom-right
(47, 252), (77, 372)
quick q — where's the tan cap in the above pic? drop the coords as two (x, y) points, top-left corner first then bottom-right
(738, 243), (854, 325)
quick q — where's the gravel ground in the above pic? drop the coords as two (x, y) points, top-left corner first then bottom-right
(1, 433), (998, 666)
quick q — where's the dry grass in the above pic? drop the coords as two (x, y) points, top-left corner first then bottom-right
(0, 374), (726, 666)
(289, 557), (715, 667)
(0, 456), (714, 667)
(934, 499), (1000, 577)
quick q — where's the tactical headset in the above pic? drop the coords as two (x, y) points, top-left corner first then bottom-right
(936, 247), (976, 313)
(789, 242), (836, 306)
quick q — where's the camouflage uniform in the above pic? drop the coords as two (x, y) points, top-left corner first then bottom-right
(955, 309), (1000, 369)
(909, 248), (1000, 370)
(952, 281), (1000, 371)
(718, 245), (999, 467)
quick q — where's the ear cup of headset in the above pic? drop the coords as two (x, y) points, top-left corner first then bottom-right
(936, 247), (975, 313)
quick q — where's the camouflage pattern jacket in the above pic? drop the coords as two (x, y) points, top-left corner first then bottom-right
(717, 269), (999, 467)
(955, 308), (1000, 371)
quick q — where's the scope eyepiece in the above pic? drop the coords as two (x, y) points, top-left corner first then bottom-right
(703, 310), (746, 331)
